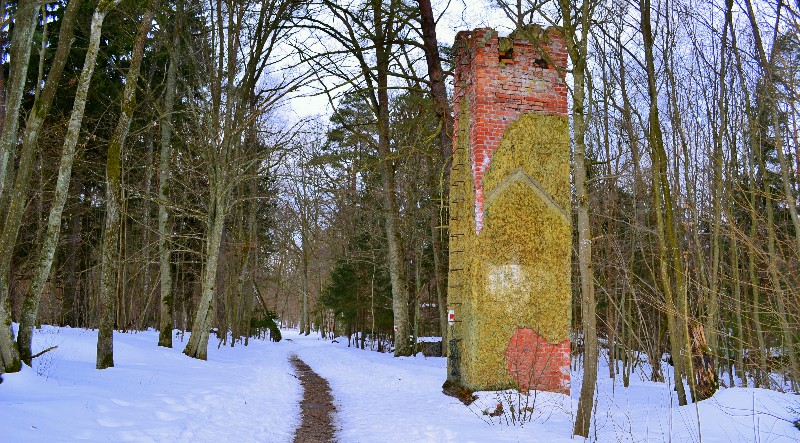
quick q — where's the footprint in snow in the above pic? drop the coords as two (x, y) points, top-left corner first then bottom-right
(96, 417), (135, 428)
(155, 410), (181, 422)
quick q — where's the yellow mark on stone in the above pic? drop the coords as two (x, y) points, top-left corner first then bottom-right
(485, 167), (569, 224)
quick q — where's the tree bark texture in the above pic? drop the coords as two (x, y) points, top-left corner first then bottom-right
(689, 322), (718, 401)
(0, 0), (44, 375)
(183, 190), (227, 360)
(0, 0), (41, 201)
(98, 0), (156, 369)
(15, 0), (84, 363)
(560, 0), (598, 436)
(158, 14), (180, 348)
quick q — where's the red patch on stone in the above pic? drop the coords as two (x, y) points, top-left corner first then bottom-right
(505, 328), (570, 393)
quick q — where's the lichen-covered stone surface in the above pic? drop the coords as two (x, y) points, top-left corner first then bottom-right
(447, 26), (571, 393)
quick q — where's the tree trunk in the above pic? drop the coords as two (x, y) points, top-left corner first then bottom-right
(664, 18), (713, 398)
(300, 238), (310, 336)
(0, 0), (41, 201)
(430, 221), (447, 355)
(0, 0), (45, 375)
(183, 189), (227, 360)
(729, 13), (770, 389)
(418, 0), (451, 353)
(747, 231), (769, 388)
(640, 0), (690, 406)
(412, 255), (421, 356)
(706, 0), (734, 363)
(15, 0), (83, 363)
(158, 15), (180, 348)
(137, 128), (155, 330)
(61, 180), (83, 326)
(416, 0), (452, 163)
(689, 322), (718, 401)
(0, 0), (6, 135)
(569, 29), (598, 443)
(372, 0), (410, 357)
(242, 179), (258, 343)
(556, 0), (598, 436)
(97, 0), (156, 369)
(730, 232), (746, 386)
(380, 109), (410, 357)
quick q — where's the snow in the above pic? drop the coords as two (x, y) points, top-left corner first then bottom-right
(416, 336), (443, 343)
(1, 326), (301, 442)
(2, 325), (799, 442)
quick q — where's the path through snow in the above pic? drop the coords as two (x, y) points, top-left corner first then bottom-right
(290, 355), (336, 442)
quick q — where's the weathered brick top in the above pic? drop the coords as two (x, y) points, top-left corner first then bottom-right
(452, 27), (568, 233)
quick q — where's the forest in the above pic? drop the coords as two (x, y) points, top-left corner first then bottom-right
(0, 0), (798, 437)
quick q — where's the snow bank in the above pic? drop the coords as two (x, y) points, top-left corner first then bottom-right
(1, 326), (301, 442)
(2, 326), (798, 442)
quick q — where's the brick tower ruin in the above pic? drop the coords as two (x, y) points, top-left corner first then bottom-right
(447, 26), (571, 393)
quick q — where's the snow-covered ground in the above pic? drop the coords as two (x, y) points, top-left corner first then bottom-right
(1, 325), (798, 442)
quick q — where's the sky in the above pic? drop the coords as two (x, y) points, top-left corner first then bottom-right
(287, 0), (511, 119)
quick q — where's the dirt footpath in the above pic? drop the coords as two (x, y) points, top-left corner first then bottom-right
(291, 355), (337, 443)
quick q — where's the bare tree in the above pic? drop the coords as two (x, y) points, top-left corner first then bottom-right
(183, 0), (303, 360)
(555, 0), (599, 436)
(15, 0), (86, 364)
(296, 0), (418, 356)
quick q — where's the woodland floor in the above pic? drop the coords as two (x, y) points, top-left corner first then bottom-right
(3, 326), (798, 442)
(291, 355), (337, 443)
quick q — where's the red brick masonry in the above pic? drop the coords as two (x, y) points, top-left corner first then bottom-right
(453, 27), (570, 393)
(506, 328), (570, 394)
(452, 27), (568, 233)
